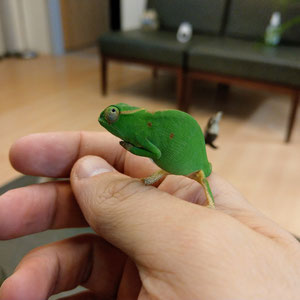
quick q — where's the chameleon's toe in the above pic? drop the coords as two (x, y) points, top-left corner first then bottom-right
(206, 202), (215, 209)
(142, 169), (168, 185)
(142, 177), (154, 185)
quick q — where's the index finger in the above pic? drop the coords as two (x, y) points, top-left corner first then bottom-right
(9, 131), (158, 178)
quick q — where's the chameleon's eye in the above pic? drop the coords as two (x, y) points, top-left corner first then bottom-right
(105, 106), (120, 124)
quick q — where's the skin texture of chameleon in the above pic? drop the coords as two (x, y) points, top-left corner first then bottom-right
(99, 103), (214, 207)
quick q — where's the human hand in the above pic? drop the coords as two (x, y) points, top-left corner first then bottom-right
(1, 132), (300, 300)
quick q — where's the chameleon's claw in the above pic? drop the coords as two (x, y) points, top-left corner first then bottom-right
(206, 203), (215, 209)
(142, 178), (154, 185)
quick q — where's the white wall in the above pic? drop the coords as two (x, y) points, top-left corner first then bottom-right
(121, 0), (147, 30)
(21, 0), (52, 54)
(0, 0), (26, 52)
(0, 14), (6, 55)
(0, 0), (52, 54)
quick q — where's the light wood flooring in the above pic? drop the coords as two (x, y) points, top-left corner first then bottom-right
(0, 49), (300, 235)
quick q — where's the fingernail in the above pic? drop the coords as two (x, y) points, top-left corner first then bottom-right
(76, 156), (114, 179)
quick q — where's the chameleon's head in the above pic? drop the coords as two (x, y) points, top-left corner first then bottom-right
(98, 103), (143, 140)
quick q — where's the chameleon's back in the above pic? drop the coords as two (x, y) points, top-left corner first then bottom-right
(148, 110), (212, 177)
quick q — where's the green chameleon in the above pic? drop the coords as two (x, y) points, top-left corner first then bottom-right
(98, 103), (214, 208)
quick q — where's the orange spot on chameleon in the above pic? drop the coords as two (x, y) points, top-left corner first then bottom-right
(147, 122), (152, 127)
(169, 133), (174, 139)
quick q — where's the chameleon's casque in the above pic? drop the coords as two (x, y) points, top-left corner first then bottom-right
(99, 103), (212, 177)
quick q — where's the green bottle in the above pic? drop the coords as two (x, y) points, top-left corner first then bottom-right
(265, 12), (281, 46)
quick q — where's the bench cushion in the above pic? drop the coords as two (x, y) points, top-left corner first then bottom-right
(188, 36), (300, 87)
(148, 0), (228, 34)
(100, 30), (188, 66)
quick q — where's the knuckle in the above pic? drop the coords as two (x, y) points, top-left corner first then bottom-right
(89, 175), (153, 232)
(96, 175), (147, 209)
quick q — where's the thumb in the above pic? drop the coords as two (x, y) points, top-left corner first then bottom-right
(70, 155), (210, 264)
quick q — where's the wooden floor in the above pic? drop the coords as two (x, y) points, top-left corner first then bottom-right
(1, 49), (300, 235)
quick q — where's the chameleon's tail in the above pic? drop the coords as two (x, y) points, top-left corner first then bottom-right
(203, 176), (215, 207)
(195, 170), (215, 208)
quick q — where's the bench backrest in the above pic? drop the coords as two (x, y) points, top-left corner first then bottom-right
(281, 3), (300, 44)
(225, 0), (279, 40)
(148, 0), (228, 35)
(147, 0), (299, 44)
(225, 0), (300, 44)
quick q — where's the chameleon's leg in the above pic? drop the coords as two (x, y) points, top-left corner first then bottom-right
(194, 170), (215, 208)
(142, 169), (168, 185)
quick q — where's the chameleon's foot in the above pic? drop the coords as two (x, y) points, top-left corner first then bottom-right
(120, 140), (133, 151)
(194, 170), (215, 208)
(142, 170), (168, 185)
(206, 202), (215, 209)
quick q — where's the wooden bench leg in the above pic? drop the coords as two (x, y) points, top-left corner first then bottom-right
(181, 75), (193, 113)
(215, 83), (230, 111)
(285, 92), (299, 143)
(177, 69), (188, 112)
(152, 67), (158, 78)
(101, 54), (108, 96)
(217, 83), (230, 94)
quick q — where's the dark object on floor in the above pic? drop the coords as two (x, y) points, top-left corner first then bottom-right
(0, 176), (92, 299)
(0, 267), (6, 287)
(0, 175), (40, 195)
(99, 0), (299, 143)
